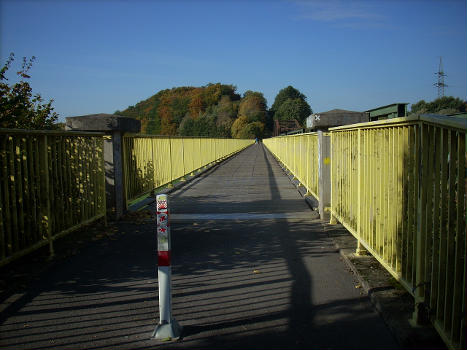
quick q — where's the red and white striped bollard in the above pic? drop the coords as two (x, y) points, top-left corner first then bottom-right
(152, 194), (182, 340)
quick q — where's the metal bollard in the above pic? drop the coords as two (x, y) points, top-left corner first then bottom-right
(152, 194), (182, 340)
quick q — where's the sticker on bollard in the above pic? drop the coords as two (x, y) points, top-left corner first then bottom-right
(152, 194), (182, 340)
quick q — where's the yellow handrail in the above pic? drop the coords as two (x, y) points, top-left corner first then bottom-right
(264, 133), (320, 199)
(0, 130), (106, 266)
(122, 136), (254, 203)
(264, 118), (466, 350)
(330, 119), (466, 350)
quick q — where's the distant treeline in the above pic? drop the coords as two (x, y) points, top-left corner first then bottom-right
(410, 96), (467, 116)
(115, 83), (312, 138)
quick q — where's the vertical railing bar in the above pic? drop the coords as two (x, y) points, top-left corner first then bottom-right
(0, 137), (5, 260)
(450, 131), (465, 342)
(430, 127), (442, 313)
(18, 138), (28, 249)
(39, 135), (53, 257)
(443, 129), (456, 332)
(393, 127), (400, 272)
(436, 128), (448, 323)
(8, 137), (18, 254)
(357, 129), (364, 240)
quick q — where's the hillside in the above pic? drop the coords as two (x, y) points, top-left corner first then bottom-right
(115, 83), (271, 138)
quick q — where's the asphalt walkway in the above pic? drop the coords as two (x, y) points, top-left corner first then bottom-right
(0, 144), (399, 349)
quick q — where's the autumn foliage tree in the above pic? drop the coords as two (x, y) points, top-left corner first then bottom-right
(117, 83), (248, 137)
(229, 91), (268, 138)
(0, 53), (58, 129)
(238, 91), (267, 123)
(116, 83), (276, 138)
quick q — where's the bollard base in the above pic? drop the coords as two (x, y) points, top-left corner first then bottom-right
(152, 319), (182, 340)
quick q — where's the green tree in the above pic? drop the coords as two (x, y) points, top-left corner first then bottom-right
(410, 96), (467, 115)
(274, 98), (312, 125)
(410, 100), (427, 114)
(0, 53), (58, 129)
(270, 85), (307, 114)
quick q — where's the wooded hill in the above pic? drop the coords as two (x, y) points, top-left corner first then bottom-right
(115, 83), (271, 138)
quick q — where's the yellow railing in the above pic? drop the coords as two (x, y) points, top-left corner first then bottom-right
(0, 129), (106, 266)
(330, 116), (466, 350)
(264, 116), (466, 350)
(123, 135), (254, 203)
(264, 133), (320, 199)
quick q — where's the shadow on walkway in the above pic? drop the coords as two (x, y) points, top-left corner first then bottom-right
(0, 144), (399, 350)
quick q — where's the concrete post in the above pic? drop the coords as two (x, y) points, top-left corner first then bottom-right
(65, 113), (141, 220)
(318, 131), (331, 220)
(104, 130), (125, 219)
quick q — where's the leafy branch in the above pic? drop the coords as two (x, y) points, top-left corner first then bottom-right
(0, 53), (58, 130)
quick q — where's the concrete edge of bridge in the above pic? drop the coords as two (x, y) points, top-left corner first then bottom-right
(324, 224), (446, 350)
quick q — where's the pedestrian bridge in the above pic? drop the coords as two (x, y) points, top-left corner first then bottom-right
(0, 115), (465, 349)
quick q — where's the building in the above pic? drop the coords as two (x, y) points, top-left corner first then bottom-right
(305, 109), (369, 131)
(273, 119), (302, 136)
(365, 103), (408, 122)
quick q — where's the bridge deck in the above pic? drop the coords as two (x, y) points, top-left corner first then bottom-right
(0, 144), (399, 349)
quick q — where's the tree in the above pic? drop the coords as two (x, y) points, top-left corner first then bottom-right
(238, 91), (267, 123)
(179, 114), (219, 137)
(274, 98), (312, 125)
(0, 53), (58, 129)
(237, 121), (264, 139)
(117, 83), (243, 136)
(231, 115), (265, 139)
(270, 85), (312, 127)
(270, 85), (307, 114)
(410, 96), (467, 115)
(231, 116), (249, 138)
(188, 92), (205, 118)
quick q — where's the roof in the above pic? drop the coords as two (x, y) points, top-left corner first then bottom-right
(314, 109), (365, 116)
(68, 113), (116, 118)
(365, 103), (408, 112)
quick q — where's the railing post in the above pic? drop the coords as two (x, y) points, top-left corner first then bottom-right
(65, 114), (140, 220)
(153, 194), (181, 340)
(38, 135), (53, 258)
(167, 138), (174, 188)
(180, 138), (186, 181)
(329, 131), (337, 224)
(410, 122), (430, 326)
(318, 131), (331, 220)
(356, 129), (367, 256)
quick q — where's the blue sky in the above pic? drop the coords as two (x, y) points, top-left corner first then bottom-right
(1, 0), (466, 122)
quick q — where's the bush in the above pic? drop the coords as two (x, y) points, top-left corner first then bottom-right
(0, 53), (58, 129)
